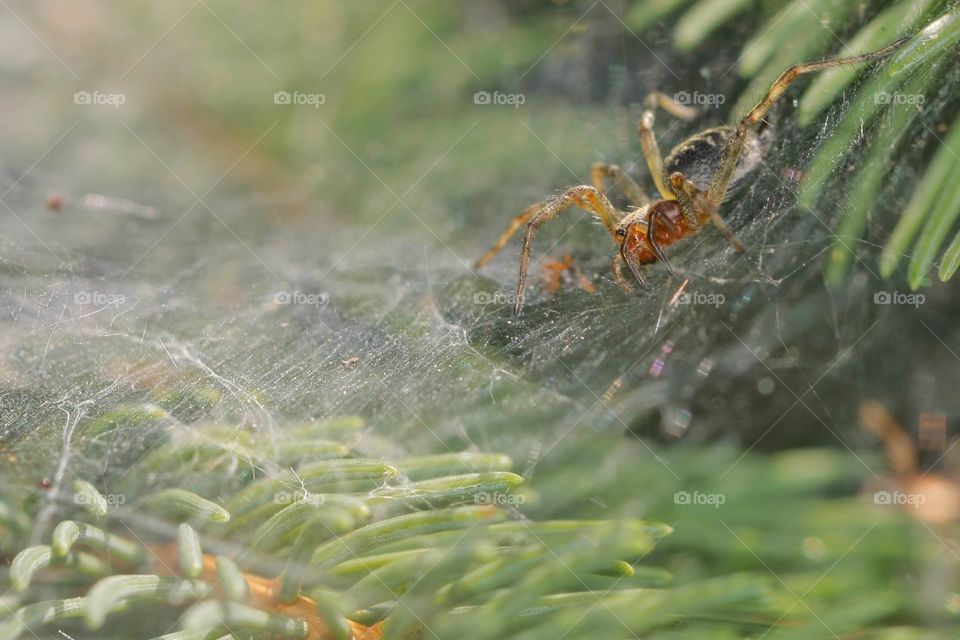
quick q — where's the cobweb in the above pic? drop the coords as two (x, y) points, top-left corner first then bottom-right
(0, 2), (958, 602)
(1, 102), (957, 532)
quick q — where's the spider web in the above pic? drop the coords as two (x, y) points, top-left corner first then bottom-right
(0, 0), (956, 526)
(0, 3), (958, 637)
(1, 101), (954, 524)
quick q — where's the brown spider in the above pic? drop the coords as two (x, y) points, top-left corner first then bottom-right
(475, 37), (910, 316)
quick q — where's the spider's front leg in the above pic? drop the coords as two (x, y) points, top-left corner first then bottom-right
(638, 92), (698, 200)
(511, 185), (622, 316)
(616, 242), (651, 292)
(474, 201), (542, 270)
(646, 205), (682, 275)
(611, 252), (634, 291)
(707, 37), (910, 208)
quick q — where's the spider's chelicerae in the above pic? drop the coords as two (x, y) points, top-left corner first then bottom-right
(476, 37), (910, 316)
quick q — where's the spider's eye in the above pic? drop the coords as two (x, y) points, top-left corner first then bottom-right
(616, 228), (626, 237)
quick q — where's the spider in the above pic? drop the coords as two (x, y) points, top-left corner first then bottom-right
(475, 37), (910, 316)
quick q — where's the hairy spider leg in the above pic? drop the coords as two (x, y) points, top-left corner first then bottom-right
(619, 239), (650, 291)
(707, 37), (911, 209)
(512, 186), (622, 316)
(646, 205), (682, 276)
(591, 162), (650, 208)
(638, 92), (698, 200)
(474, 201), (542, 270)
(611, 252), (634, 291)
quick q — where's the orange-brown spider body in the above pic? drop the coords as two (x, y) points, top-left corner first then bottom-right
(620, 199), (685, 266)
(475, 37), (911, 315)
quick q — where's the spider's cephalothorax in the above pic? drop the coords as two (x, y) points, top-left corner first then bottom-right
(475, 37), (910, 316)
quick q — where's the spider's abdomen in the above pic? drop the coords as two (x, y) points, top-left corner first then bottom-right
(664, 126), (768, 197)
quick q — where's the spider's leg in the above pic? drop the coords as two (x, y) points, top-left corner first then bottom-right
(670, 172), (745, 253)
(618, 243), (650, 290)
(639, 92), (698, 200)
(611, 253), (635, 291)
(699, 188), (746, 253)
(514, 185), (621, 316)
(707, 37), (910, 208)
(591, 162), (650, 208)
(475, 201), (541, 269)
(647, 208), (681, 276)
